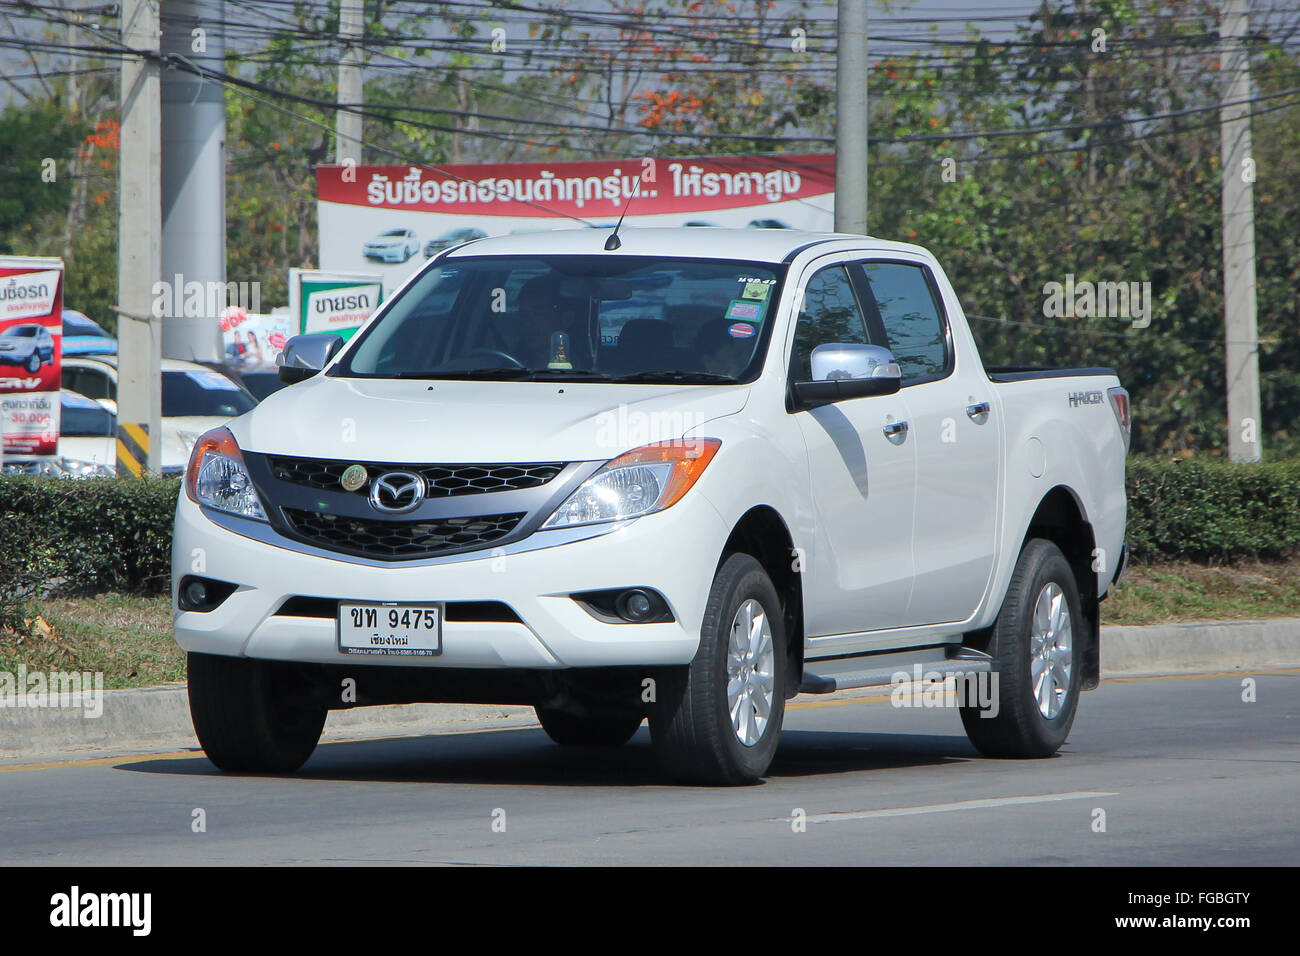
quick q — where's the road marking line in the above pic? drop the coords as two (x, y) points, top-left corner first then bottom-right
(794, 790), (1119, 824)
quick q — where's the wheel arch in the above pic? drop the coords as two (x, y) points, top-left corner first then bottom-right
(719, 505), (804, 698)
(1020, 485), (1101, 691)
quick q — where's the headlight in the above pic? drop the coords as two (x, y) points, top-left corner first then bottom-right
(542, 439), (721, 529)
(59, 457), (114, 479)
(185, 426), (267, 520)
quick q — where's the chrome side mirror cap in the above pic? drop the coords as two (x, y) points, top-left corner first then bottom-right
(810, 343), (902, 383)
(277, 333), (345, 384)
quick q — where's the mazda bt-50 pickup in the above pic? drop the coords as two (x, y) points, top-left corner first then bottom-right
(174, 227), (1129, 784)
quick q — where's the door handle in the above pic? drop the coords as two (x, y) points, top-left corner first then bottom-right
(883, 420), (909, 443)
(966, 401), (991, 422)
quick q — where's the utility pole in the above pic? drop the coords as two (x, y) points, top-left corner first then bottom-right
(337, 0), (364, 165)
(1220, 0), (1262, 463)
(117, 0), (162, 474)
(834, 0), (868, 235)
(161, 0), (227, 364)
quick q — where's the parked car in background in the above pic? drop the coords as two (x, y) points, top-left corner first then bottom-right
(229, 368), (290, 402)
(61, 309), (117, 357)
(60, 356), (258, 473)
(0, 323), (55, 373)
(54, 388), (117, 477)
(746, 218), (791, 229)
(363, 228), (420, 263)
(424, 227), (487, 257)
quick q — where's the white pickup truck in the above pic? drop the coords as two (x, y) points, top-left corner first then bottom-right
(174, 227), (1129, 785)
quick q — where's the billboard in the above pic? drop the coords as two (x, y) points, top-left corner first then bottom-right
(220, 306), (294, 371)
(316, 154), (835, 294)
(288, 269), (384, 341)
(0, 256), (64, 460)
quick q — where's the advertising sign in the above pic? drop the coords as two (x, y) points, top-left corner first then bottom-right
(288, 269), (384, 340)
(220, 306), (294, 371)
(316, 154), (835, 294)
(0, 256), (64, 460)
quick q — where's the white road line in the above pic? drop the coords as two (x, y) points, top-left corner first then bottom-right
(795, 791), (1119, 824)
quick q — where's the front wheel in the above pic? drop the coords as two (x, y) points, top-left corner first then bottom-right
(26, 353), (40, 373)
(960, 538), (1083, 757)
(187, 652), (327, 773)
(650, 553), (786, 785)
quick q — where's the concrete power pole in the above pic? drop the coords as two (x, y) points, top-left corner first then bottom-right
(1220, 0), (1262, 462)
(117, 0), (162, 474)
(834, 0), (868, 235)
(337, 0), (364, 165)
(160, 0), (227, 364)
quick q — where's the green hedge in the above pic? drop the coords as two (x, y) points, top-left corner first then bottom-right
(0, 474), (178, 630)
(1126, 457), (1300, 562)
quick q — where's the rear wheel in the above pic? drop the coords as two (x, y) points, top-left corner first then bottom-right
(960, 539), (1083, 757)
(187, 652), (327, 773)
(650, 553), (786, 785)
(536, 708), (642, 747)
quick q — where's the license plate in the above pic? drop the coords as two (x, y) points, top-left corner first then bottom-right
(338, 602), (442, 657)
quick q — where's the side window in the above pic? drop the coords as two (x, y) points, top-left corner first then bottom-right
(858, 262), (949, 383)
(790, 264), (871, 382)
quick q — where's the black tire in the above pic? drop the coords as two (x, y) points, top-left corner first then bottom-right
(187, 651), (327, 773)
(26, 353), (40, 373)
(536, 708), (642, 747)
(650, 553), (786, 785)
(960, 539), (1083, 757)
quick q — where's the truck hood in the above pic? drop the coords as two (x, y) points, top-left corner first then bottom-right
(233, 376), (751, 463)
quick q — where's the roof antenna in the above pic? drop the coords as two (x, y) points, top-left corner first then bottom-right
(604, 176), (641, 251)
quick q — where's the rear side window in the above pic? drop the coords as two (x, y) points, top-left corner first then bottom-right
(790, 264), (871, 382)
(856, 262), (950, 383)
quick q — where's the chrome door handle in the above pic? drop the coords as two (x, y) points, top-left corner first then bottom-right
(966, 401), (991, 421)
(883, 420), (909, 443)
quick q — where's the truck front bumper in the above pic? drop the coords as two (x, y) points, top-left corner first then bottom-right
(172, 489), (727, 670)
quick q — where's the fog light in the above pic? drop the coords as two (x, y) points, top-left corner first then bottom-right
(184, 580), (209, 608)
(177, 575), (238, 612)
(616, 589), (656, 622)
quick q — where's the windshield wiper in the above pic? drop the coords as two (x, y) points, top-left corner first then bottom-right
(390, 367), (534, 380)
(611, 370), (741, 384)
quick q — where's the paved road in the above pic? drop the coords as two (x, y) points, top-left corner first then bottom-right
(1, 671), (1296, 865)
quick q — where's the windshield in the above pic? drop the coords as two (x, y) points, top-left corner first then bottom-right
(336, 255), (785, 383)
(161, 370), (257, 417)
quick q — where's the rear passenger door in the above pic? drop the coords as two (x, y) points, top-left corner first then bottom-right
(851, 258), (999, 625)
(789, 257), (916, 639)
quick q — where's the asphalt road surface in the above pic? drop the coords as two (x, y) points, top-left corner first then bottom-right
(1, 670), (1296, 866)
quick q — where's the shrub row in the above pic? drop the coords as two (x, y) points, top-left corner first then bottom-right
(0, 474), (177, 630)
(1125, 457), (1300, 562)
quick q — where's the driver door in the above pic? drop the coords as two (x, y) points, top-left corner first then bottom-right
(790, 258), (916, 640)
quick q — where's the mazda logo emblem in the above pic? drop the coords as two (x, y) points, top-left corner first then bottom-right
(369, 471), (425, 513)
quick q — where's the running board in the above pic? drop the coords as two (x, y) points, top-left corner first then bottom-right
(799, 644), (998, 695)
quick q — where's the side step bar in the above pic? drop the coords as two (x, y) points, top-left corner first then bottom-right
(799, 644), (998, 695)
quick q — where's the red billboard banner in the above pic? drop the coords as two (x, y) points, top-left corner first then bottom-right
(316, 154), (835, 294)
(0, 256), (64, 459)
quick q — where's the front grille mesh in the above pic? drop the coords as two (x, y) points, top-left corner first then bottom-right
(283, 508), (525, 560)
(268, 457), (563, 498)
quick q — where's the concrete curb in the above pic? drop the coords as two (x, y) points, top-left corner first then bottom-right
(3, 619), (1297, 761)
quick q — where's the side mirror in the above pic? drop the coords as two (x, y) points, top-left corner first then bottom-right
(791, 344), (902, 409)
(277, 333), (345, 384)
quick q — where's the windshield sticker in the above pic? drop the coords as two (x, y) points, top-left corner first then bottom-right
(741, 280), (772, 301)
(725, 299), (764, 321)
(728, 322), (756, 339)
(185, 370), (240, 391)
